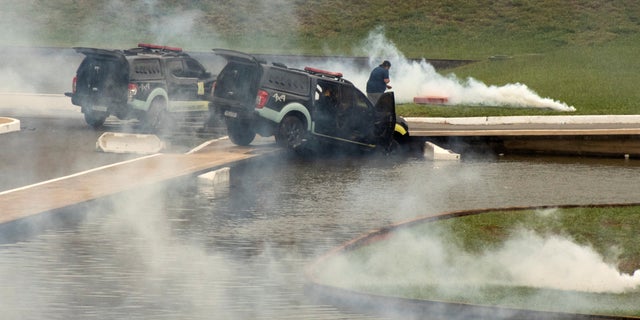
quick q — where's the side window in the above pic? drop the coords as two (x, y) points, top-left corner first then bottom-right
(316, 80), (339, 109)
(183, 58), (205, 78)
(337, 85), (354, 112)
(132, 59), (162, 80)
(166, 59), (184, 77)
(354, 90), (371, 110)
(264, 68), (309, 95)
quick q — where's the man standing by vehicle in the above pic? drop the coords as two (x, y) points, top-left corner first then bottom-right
(366, 60), (392, 104)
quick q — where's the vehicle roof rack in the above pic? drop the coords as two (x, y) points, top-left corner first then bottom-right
(304, 67), (343, 78)
(123, 43), (186, 56)
(137, 43), (183, 52)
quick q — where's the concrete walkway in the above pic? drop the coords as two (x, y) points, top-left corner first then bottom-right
(406, 115), (640, 125)
(0, 116), (19, 134)
(0, 138), (280, 225)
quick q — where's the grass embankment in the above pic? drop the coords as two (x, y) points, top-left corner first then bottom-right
(320, 206), (640, 316)
(398, 39), (640, 117)
(3, 1), (640, 115)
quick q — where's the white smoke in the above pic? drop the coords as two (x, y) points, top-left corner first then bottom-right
(349, 28), (576, 112)
(318, 222), (640, 296)
(479, 230), (640, 293)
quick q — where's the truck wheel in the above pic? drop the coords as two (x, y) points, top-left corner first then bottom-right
(143, 97), (167, 133)
(83, 108), (108, 128)
(226, 118), (255, 146)
(277, 114), (306, 150)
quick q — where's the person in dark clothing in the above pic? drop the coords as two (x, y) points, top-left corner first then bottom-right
(366, 60), (392, 104)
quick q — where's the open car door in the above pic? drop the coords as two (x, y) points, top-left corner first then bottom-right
(372, 91), (397, 147)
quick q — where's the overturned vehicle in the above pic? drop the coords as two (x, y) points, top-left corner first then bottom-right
(65, 43), (216, 132)
(208, 49), (409, 154)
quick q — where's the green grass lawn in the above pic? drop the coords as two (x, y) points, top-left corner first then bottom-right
(314, 206), (640, 316)
(398, 35), (640, 117)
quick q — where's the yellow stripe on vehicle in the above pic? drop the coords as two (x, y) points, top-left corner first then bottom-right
(395, 123), (407, 136)
(198, 82), (205, 95)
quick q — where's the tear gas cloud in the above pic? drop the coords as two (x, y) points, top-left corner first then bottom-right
(318, 212), (640, 296)
(316, 29), (576, 112)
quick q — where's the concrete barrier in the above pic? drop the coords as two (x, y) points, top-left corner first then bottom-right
(197, 167), (231, 197)
(96, 132), (165, 154)
(0, 117), (20, 135)
(424, 141), (460, 160)
(197, 167), (230, 185)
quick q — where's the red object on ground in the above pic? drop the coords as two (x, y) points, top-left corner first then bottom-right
(413, 96), (449, 104)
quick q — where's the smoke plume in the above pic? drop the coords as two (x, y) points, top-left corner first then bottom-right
(350, 29), (576, 112)
(319, 218), (640, 296)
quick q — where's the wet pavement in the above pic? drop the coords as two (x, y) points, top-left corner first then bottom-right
(2, 95), (640, 319)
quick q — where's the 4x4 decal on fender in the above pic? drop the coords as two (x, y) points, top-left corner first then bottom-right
(273, 93), (286, 102)
(138, 83), (151, 93)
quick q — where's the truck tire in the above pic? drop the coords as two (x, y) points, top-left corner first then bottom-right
(226, 118), (256, 146)
(276, 114), (306, 150)
(143, 97), (167, 133)
(83, 108), (108, 128)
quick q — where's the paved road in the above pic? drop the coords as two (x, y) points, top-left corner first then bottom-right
(0, 93), (223, 191)
(3, 93), (640, 192)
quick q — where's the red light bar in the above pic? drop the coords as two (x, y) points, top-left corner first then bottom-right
(137, 43), (183, 52)
(304, 67), (343, 78)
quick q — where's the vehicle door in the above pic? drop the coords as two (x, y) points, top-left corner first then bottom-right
(334, 85), (374, 142)
(371, 91), (396, 145)
(312, 80), (340, 135)
(165, 57), (213, 112)
(165, 57), (203, 101)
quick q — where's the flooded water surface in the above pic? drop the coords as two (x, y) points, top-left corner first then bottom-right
(2, 154), (640, 319)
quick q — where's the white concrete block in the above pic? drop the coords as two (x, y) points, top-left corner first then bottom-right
(198, 167), (230, 185)
(424, 141), (460, 160)
(0, 117), (20, 135)
(96, 132), (165, 154)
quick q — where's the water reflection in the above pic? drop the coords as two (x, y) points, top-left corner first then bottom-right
(1, 155), (640, 319)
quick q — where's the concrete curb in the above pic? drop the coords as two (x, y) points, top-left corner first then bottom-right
(0, 117), (20, 135)
(96, 132), (165, 154)
(405, 115), (640, 125)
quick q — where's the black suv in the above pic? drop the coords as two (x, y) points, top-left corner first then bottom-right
(209, 49), (409, 153)
(65, 43), (215, 131)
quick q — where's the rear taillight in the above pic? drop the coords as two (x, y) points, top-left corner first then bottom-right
(210, 81), (216, 97)
(256, 90), (269, 109)
(128, 83), (138, 100)
(72, 76), (77, 93)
